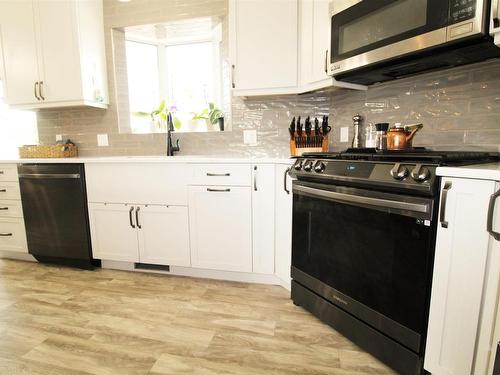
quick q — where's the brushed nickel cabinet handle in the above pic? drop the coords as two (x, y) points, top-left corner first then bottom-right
(207, 188), (231, 192)
(253, 166), (257, 192)
(0, 233), (12, 237)
(0, 207), (8, 210)
(439, 182), (452, 228)
(206, 173), (230, 177)
(0, 189), (6, 193)
(487, 188), (500, 240)
(324, 49), (329, 73)
(135, 207), (141, 229)
(129, 206), (135, 228)
(39, 81), (45, 100)
(0, 171), (4, 174)
(231, 64), (236, 88)
(284, 167), (291, 194)
(34, 82), (40, 100)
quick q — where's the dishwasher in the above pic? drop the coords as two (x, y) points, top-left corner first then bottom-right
(18, 164), (96, 269)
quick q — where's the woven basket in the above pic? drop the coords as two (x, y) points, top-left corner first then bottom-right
(19, 144), (78, 158)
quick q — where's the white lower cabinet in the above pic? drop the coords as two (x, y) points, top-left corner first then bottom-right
(274, 164), (293, 288)
(425, 177), (499, 375)
(88, 203), (190, 266)
(89, 203), (139, 262)
(137, 205), (190, 267)
(188, 185), (252, 272)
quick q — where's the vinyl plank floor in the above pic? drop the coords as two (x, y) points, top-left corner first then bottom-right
(0, 259), (396, 374)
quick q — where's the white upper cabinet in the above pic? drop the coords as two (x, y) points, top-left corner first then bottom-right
(229, 0), (365, 96)
(0, 0), (108, 109)
(229, 0), (299, 96)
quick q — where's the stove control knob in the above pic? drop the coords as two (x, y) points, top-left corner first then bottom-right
(390, 163), (408, 180)
(293, 160), (303, 171)
(411, 164), (430, 182)
(303, 160), (313, 172)
(314, 161), (326, 173)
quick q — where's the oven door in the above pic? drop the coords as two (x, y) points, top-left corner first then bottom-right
(291, 180), (436, 353)
(330, 0), (451, 75)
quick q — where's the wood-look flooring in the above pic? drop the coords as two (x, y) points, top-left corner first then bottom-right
(0, 259), (396, 375)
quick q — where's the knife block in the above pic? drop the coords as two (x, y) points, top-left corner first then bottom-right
(290, 131), (329, 156)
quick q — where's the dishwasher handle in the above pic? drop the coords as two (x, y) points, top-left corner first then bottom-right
(487, 188), (500, 240)
(19, 173), (81, 179)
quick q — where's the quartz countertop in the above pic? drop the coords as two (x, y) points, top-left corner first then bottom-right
(0, 155), (294, 165)
(437, 162), (500, 181)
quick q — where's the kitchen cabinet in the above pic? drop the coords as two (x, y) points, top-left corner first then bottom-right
(229, 0), (365, 96)
(425, 177), (500, 375)
(188, 185), (252, 273)
(274, 164), (293, 289)
(229, 0), (299, 96)
(252, 164), (275, 274)
(89, 203), (191, 266)
(0, 0), (108, 109)
(0, 164), (27, 254)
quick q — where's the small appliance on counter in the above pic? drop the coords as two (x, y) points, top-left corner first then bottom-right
(289, 115), (330, 156)
(19, 140), (78, 158)
(18, 163), (96, 269)
(288, 148), (499, 375)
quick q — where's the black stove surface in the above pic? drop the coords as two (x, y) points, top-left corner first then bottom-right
(302, 148), (498, 165)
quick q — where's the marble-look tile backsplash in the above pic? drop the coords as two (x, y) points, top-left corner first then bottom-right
(35, 0), (500, 157)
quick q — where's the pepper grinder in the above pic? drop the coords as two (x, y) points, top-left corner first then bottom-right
(351, 114), (362, 148)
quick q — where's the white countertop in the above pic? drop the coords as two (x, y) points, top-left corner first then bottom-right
(0, 155), (293, 165)
(437, 162), (500, 181)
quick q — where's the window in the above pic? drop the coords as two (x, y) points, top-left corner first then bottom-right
(124, 21), (223, 134)
(0, 82), (38, 158)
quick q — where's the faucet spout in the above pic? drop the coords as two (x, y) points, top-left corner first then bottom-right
(166, 113), (180, 156)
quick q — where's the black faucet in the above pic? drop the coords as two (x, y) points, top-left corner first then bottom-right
(166, 113), (180, 156)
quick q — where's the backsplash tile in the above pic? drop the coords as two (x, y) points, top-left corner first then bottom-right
(35, 0), (500, 157)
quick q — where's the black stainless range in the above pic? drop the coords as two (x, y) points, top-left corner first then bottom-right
(289, 149), (497, 375)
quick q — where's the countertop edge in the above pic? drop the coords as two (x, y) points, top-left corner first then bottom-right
(437, 163), (500, 181)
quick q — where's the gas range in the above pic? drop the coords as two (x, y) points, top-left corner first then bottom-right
(289, 148), (498, 196)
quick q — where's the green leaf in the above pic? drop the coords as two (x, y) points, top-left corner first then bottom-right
(157, 100), (166, 112)
(131, 111), (151, 117)
(173, 117), (182, 129)
(160, 112), (167, 122)
(208, 102), (215, 111)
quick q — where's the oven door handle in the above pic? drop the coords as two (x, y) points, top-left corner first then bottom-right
(293, 184), (431, 217)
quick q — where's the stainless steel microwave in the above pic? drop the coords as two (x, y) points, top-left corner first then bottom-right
(330, 0), (500, 85)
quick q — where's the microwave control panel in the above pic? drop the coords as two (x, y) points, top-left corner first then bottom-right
(450, 0), (477, 23)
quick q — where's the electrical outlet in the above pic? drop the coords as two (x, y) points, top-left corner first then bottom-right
(243, 130), (257, 145)
(97, 134), (109, 147)
(340, 127), (349, 143)
(55, 134), (63, 142)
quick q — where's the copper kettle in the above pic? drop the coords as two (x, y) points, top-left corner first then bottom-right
(386, 123), (423, 150)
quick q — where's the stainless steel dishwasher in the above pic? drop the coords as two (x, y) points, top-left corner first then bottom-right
(18, 164), (96, 269)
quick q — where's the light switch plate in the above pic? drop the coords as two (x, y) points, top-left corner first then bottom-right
(55, 134), (63, 142)
(97, 134), (109, 147)
(340, 127), (349, 143)
(243, 130), (257, 145)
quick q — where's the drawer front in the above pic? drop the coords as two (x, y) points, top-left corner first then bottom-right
(190, 164), (251, 186)
(0, 218), (27, 253)
(0, 200), (23, 218)
(0, 164), (18, 182)
(0, 182), (21, 200)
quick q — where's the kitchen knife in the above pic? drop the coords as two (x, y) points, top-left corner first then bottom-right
(289, 117), (296, 140)
(305, 117), (312, 147)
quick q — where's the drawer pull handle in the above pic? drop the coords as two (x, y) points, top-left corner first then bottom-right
(207, 188), (231, 192)
(0, 233), (13, 237)
(440, 181), (452, 228)
(0, 207), (8, 210)
(0, 189), (6, 193)
(206, 173), (230, 177)
(487, 188), (500, 240)
(129, 206), (135, 229)
(0, 171), (4, 174)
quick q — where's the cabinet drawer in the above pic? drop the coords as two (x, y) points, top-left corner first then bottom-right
(0, 182), (21, 200)
(0, 164), (18, 182)
(190, 164), (251, 186)
(0, 217), (27, 253)
(0, 200), (23, 218)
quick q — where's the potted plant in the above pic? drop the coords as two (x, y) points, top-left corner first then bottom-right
(132, 100), (182, 131)
(192, 102), (225, 131)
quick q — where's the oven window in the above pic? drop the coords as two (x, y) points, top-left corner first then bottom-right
(339, 0), (428, 55)
(292, 192), (434, 334)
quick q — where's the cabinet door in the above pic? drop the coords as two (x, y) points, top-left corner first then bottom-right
(424, 178), (496, 375)
(274, 164), (293, 289)
(137, 205), (191, 267)
(88, 203), (139, 262)
(252, 164), (275, 274)
(189, 185), (252, 272)
(229, 0), (298, 95)
(0, 0), (40, 106)
(35, 0), (82, 102)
